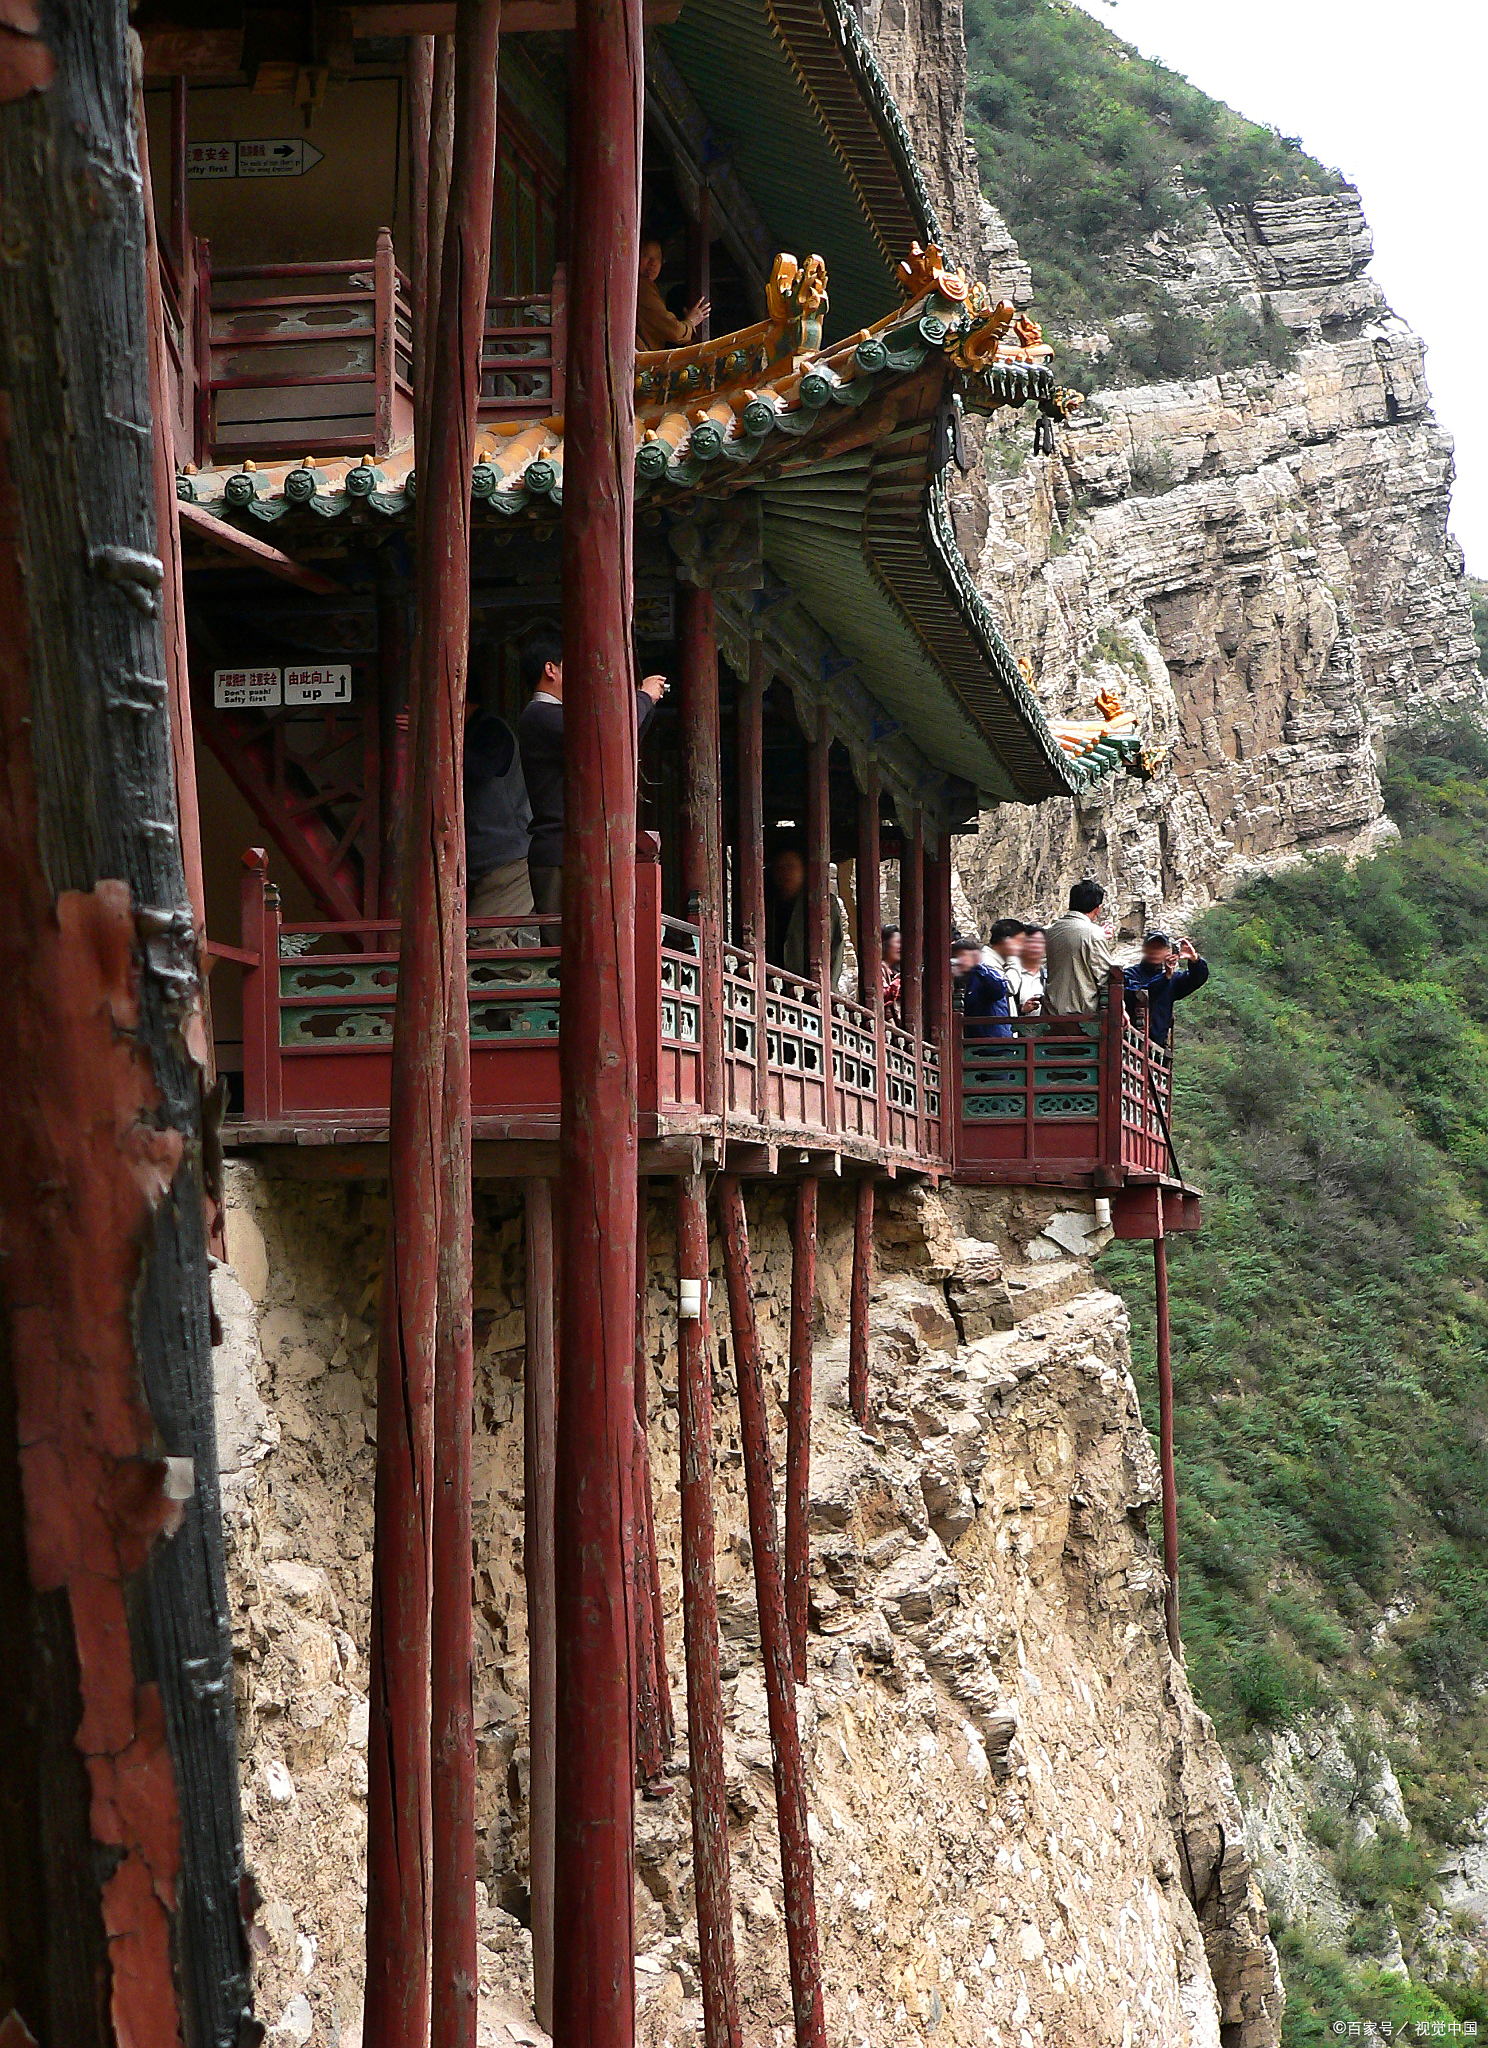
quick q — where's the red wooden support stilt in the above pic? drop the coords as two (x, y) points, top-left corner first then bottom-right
(741, 642), (768, 1118)
(857, 757), (884, 1147)
(848, 1179), (873, 1430)
(553, 0), (645, 2027)
(375, 551), (411, 917)
(676, 1174), (743, 2048)
(430, 17), (500, 2048)
(367, 7), (500, 2046)
(807, 706), (836, 1132)
(640, 1187), (674, 1754)
(716, 1177), (828, 2048)
(924, 838), (952, 1162)
(1154, 1232), (1180, 1657)
(785, 1176), (817, 1683)
(680, 584), (725, 1123)
(633, 1180), (671, 1783)
(899, 809), (924, 1146)
(524, 1180), (557, 2035)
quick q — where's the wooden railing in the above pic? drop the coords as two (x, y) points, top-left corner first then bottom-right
(480, 269), (565, 421)
(200, 232), (413, 465)
(228, 844), (943, 1164)
(954, 966), (1176, 1182)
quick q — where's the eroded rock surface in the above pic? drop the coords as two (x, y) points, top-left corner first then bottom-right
(219, 1165), (1280, 2047)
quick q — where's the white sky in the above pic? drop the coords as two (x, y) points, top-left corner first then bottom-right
(1068, 0), (1488, 576)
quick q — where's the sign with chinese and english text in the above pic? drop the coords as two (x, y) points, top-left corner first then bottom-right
(214, 668), (281, 709)
(285, 665), (353, 706)
(187, 140), (326, 181)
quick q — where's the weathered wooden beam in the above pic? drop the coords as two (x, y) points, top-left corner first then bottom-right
(807, 705), (836, 1135)
(1154, 1232), (1180, 1658)
(366, 3), (499, 2043)
(632, 1180), (670, 1785)
(0, 4), (249, 2037)
(430, 12), (499, 2048)
(785, 1176), (817, 1683)
(716, 1177), (827, 2048)
(680, 585), (725, 1124)
(553, 0), (644, 2025)
(676, 1174), (743, 2048)
(524, 1179), (557, 2034)
(178, 498), (345, 593)
(848, 1178), (873, 1429)
(741, 641), (768, 1118)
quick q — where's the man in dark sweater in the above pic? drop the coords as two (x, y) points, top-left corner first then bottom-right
(515, 628), (666, 916)
(1123, 931), (1209, 1046)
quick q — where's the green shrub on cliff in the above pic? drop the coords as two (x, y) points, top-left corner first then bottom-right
(1102, 716), (1488, 2026)
(963, 0), (1332, 382)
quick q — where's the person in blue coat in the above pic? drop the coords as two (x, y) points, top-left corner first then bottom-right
(952, 935), (1015, 1040)
(1123, 931), (1209, 1046)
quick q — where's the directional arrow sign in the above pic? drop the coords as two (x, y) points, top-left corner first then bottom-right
(233, 139), (326, 179)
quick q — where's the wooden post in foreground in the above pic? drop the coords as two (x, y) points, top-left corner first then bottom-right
(553, 0), (645, 2027)
(740, 643), (768, 1114)
(524, 1179), (557, 2034)
(716, 1177), (827, 2048)
(633, 1180), (670, 1784)
(785, 1177), (818, 1682)
(1, 8), (249, 2037)
(676, 1175), (743, 2048)
(1154, 1232), (1180, 1658)
(367, 6), (500, 2045)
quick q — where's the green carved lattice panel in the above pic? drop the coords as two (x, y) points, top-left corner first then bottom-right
(965, 1094), (1026, 1119)
(469, 1001), (560, 1038)
(281, 1008), (394, 1046)
(1034, 1093), (1099, 1118)
(281, 961), (398, 1000)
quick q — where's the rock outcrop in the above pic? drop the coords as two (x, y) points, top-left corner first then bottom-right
(218, 1165), (1281, 2047)
(861, 0), (1481, 929)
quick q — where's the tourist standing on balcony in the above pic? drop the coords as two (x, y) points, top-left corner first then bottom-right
(1044, 878), (1115, 1016)
(768, 844), (844, 989)
(1011, 924), (1047, 1014)
(465, 651), (534, 941)
(516, 628), (666, 917)
(1123, 932), (1209, 1046)
(636, 238), (710, 350)
(953, 935), (1014, 1040)
(881, 924), (902, 1021)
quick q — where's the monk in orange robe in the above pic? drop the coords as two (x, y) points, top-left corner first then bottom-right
(636, 238), (709, 350)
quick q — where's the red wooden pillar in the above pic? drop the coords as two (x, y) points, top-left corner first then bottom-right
(785, 1176), (817, 1681)
(170, 75), (189, 267)
(717, 1177), (827, 2048)
(686, 182), (711, 343)
(1154, 1230), (1180, 1658)
(366, 7), (500, 2047)
(680, 583), (725, 1123)
(676, 1174), (743, 2048)
(740, 642), (768, 1118)
(807, 705), (835, 1131)
(633, 1181), (671, 1782)
(924, 835), (952, 1161)
(553, 0), (645, 2028)
(857, 758), (884, 1142)
(900, 809), (924, 1148)
(375, 550), (411, 916)
(524, 1179), (557, 2034)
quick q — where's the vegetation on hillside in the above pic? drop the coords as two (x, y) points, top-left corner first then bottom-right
(962, 0), (1338, 384)
(1470, 578), (1488, 677)
(1103, 719), (1488, 2032)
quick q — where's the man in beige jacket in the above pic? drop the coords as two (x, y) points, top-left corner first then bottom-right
(1044, 878), (1115, 1014)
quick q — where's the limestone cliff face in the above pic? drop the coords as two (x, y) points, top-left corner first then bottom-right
(859, 0), (1481, 928)
(958, 188), (1481, 926)
(217, 1167), (1281, 2047)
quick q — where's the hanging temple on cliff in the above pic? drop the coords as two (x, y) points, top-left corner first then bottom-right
(0, 0), (1235, 2042)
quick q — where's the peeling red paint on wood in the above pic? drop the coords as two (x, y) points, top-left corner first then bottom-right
(1, 411), (189, 2037)
(552, 0), (645, 2025)
(716, 1177), (827, 2048)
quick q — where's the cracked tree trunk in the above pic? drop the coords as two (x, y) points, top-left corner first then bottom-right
(0, 9), (249, 2044)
